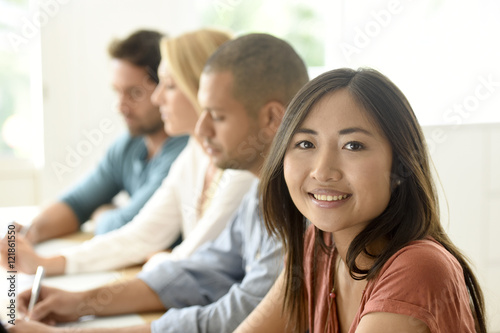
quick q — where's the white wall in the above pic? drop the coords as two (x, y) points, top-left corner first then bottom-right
(423, 124), (500, 331)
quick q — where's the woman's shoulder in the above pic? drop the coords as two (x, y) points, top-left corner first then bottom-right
(360, 238), (474, 333)
(386, 238), (461, 273)
(375, 237), (465, 292)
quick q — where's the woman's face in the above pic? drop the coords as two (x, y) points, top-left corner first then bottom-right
(151, 60), (199, 136)
(283, 89), (393, 240)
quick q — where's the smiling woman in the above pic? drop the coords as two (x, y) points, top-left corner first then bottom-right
(284, 89), (393, 238)
(234, 68), (487, 333)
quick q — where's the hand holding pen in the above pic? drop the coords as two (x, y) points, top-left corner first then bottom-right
(17, 283), (85, 324)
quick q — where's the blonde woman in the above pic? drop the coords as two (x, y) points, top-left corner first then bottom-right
(9, 28), (256, 276)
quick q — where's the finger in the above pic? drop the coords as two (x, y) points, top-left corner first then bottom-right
(0, 246), (7, 268)
(39, 285), (58, 300)
(18, 302), (28, 315)
(29, 286), (64, 321)
(4, 222), (23, 235)
(12, 221), (27, 233)
(18, 311), (28, 320)
(29, 296), (56, 321)
(18, 290), (32, 314)
(40, 317), (57, 326)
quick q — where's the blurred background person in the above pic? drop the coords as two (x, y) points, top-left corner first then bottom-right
(20, 30), (189, 243)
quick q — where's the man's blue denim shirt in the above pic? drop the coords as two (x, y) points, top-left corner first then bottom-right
(138, 180), (284, 333)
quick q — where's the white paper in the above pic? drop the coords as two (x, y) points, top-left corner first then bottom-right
(34, 238), (82, 257)
(57, 314), (145, 328)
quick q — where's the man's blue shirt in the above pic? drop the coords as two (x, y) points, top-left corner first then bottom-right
(60, 133), (189, 234)
(138, 180), (284, 333)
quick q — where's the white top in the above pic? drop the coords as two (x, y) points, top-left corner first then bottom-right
(62, 138), (256, 274)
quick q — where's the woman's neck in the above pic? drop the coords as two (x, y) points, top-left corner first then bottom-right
(332, 231), (388, 273)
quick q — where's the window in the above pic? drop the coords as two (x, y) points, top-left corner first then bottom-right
(0, 0), (43, 165)
(195, 0), (327, 68)
(195, 0), (500, 126)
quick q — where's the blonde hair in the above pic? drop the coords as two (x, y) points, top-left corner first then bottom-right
(160, 28), (232, 114)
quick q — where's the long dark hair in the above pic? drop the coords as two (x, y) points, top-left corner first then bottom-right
(259, 68), (486, 332)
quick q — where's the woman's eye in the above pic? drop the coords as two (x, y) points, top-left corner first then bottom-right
(163, 79), (176, 90)
(295, 140), (314, 149)
(209, 112), (224, 121)
(344, 141), (364, 151)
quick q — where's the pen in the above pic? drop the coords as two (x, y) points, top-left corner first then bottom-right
(27, 266), (45, 320)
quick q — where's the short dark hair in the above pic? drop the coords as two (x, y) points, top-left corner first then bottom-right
(203, 33), (309, 115)
(108, 29), (165, 84)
